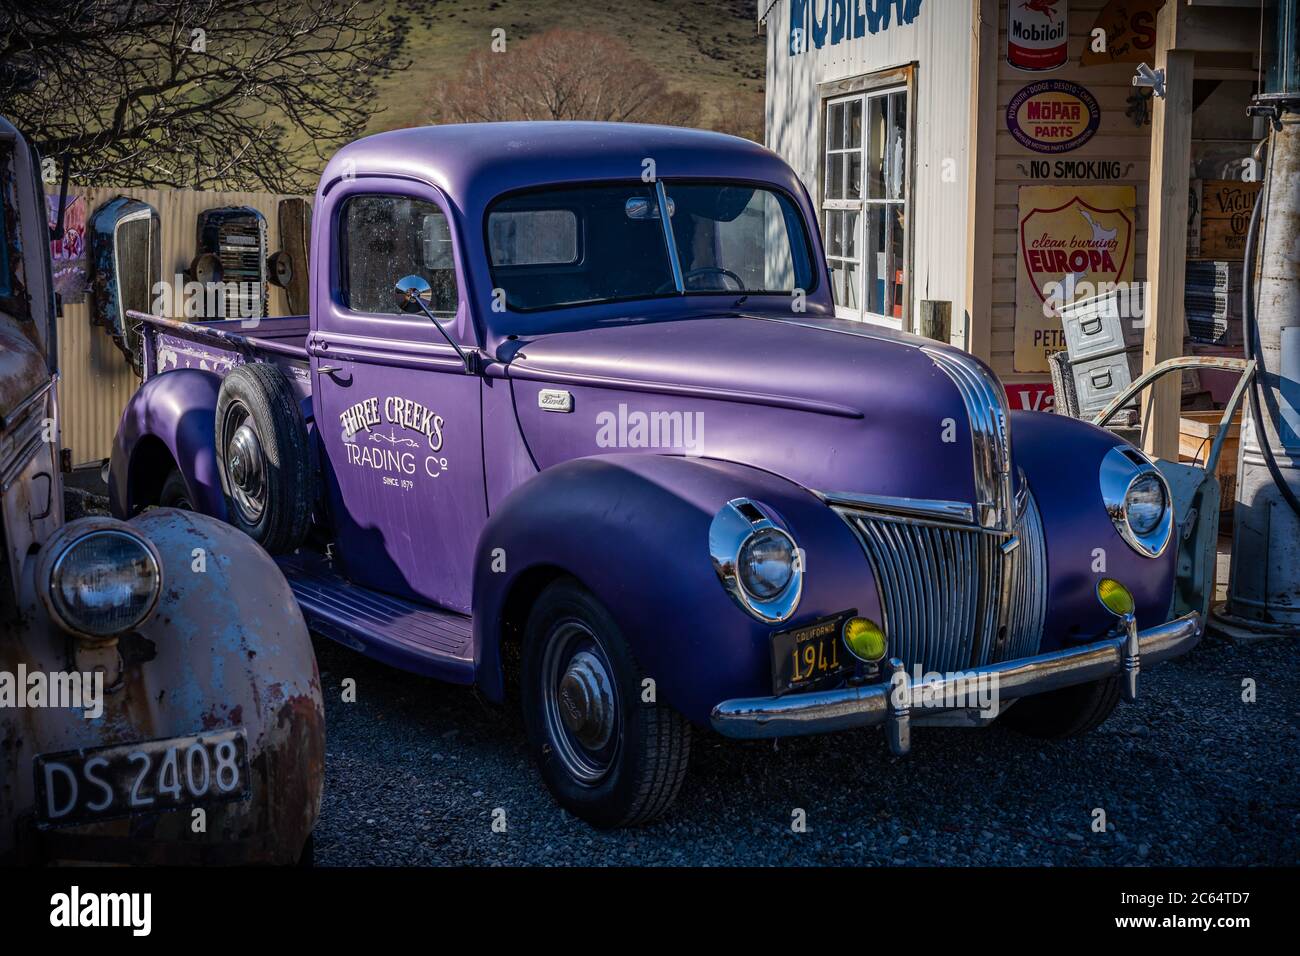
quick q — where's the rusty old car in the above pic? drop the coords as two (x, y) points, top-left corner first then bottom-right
(0, 116), (323, 865)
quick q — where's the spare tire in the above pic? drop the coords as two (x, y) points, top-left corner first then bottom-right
(215, 363), (312, 553)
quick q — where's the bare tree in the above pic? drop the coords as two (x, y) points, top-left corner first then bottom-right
(430, 29), (701, 128)
(0, 0), (399, 191)
(710, 90), (765, 145)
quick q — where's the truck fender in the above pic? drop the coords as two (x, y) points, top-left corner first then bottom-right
(2, 509), (322, 864)
(471, 453), (880, 726)
(1010, 410), (1178, 651)
(109, 369), (227, 521)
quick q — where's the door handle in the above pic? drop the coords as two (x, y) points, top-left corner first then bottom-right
(317, 365), (342, 374)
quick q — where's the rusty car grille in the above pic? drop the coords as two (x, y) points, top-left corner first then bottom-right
(835, 492), (1048, 673)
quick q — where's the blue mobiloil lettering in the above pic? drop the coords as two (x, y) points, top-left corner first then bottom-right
(831, 0), (848, 44)
(791, 0), (924, 54)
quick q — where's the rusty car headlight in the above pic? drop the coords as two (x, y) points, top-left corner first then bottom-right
(48, 529), (162, 639)
(1100, 446), (1173, 558)
(710, 498), (802, 623)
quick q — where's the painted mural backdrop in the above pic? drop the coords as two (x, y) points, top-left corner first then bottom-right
(1015, 184), (1136, 373)
(45, 192), (88, 303)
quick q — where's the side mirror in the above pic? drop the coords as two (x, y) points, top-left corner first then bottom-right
(394, 274), (433, 314)
(392, 273), (477, 374)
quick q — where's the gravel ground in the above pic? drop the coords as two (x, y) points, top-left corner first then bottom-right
(312, 629), (1300, 866)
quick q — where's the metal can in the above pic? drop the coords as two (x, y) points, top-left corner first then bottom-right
(1008, 0), (1069, 72)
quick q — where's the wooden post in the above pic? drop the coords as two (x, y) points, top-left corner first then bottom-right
(1140, 3), (1194, 461)
(964, 0), (998, 362)
(919, 300), (952, 342)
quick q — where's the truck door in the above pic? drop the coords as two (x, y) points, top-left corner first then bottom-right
(309, 179), (485, 614)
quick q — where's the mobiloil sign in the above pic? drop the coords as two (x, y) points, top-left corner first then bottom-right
(788, 0), (924, 55)
(1009, 0), (1069, 71)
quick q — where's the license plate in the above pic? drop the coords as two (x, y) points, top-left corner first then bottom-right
(34, 729), (250, 828)
(771, 612), (854, 695)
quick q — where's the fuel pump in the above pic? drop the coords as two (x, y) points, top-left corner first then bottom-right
(1214, 0), (1300, 636)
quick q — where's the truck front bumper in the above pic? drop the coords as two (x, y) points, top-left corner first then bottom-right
(710, 611), (1202, 753)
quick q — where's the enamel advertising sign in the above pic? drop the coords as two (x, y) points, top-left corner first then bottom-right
(1014, 185), (1136, 373)
(1007, 80), (1100, 153)
(1008, 0), (1069, 71)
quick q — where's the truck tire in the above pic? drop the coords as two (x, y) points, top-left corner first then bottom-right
(521, 579), (691, 829)
(159, 469), (192, 510)
(215, 363), (312, 554)
(1001, 675), (1121, 739)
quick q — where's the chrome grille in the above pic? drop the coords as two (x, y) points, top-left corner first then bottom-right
(836, 492), (1048, 673)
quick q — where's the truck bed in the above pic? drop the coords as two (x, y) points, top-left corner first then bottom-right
(129, 311), (311, 381)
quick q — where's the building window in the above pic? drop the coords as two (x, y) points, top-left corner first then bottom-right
(823, 85), (909, 327)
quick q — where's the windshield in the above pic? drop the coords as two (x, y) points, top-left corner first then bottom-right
(486, 181), (816, 311)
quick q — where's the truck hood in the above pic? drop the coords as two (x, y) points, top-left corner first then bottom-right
(505, 312), (1013, 520)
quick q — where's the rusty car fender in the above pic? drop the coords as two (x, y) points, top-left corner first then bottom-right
(1, 508), (323, 865)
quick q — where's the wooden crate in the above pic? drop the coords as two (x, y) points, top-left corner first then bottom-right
(1198, 181), (1262, 260)
(1179, 409), (1241, 513)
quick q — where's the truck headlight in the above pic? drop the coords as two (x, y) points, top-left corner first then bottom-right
(1099, 446), (1173, 558)
(738, 528), (795, 600)
(710, 498), (802, 623)
(1124, 472), (1167, 536)
(48, 529), (162, 638)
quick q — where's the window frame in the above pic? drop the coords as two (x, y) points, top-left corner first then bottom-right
(482, 178), (820, 314)
(338, 192), (460, 319)
(818, 69), (915, 330)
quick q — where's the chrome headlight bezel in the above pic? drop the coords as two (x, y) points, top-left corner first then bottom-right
(709, 498), (803, 623)
(41, 525), (163, 640)
(1099, 446), (1173, 558)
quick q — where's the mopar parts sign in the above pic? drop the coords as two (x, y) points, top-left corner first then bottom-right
(788, 0), (924, 55)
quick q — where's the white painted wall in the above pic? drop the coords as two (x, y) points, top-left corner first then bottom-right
(763, 0), (975, 343)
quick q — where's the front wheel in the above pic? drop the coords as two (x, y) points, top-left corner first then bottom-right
(521, 579), (691, 828)
(1001, 675), (1121, 739)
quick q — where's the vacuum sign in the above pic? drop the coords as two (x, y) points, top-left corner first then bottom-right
(788, 0), (924, 55)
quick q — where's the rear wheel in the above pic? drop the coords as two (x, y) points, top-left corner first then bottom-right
(158, 469), (192, 510)
(215, 363), (312, 554)
(1001, 676), (1121, 739)
(521, 579), (691, 828)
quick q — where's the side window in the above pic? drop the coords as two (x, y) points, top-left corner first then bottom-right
(342, 195), (457, 315)
(0, 147), (17, 303)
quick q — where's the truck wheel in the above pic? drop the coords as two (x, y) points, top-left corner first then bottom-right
(521, 579), (691, 828)
(215, 363), (312, 554)
(1001, 676), (1121, 739)
(159, 469), (192, 510)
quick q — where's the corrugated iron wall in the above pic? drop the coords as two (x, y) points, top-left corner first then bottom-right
(52, 187), (303, 465)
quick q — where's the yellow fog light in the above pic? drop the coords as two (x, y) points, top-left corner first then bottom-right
(843, 616), (887, 662)
(1097, 578), (1135, 618)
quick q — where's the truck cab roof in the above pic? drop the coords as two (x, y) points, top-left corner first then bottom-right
(320, 122), (808, 219)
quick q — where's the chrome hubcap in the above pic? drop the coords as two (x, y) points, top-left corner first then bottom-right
(542, 622), (620, 784)
(558, 650), (615, 750)
(224, 409), (266, 524)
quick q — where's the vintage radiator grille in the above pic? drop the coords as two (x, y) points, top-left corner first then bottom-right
(835, 493), (1048, 674)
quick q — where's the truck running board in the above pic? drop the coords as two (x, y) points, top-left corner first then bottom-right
(276, 553), (475, 684)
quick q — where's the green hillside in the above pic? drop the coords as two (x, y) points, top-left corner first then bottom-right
(364, 0), (766, 136)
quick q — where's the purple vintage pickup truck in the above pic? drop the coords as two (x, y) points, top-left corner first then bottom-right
(111, 122), (1201, 827)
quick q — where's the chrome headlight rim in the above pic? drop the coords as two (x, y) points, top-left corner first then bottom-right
(709, 498), (803, 624)
(1099, 446), (1173, 559)
(43, 525), (163, 640)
